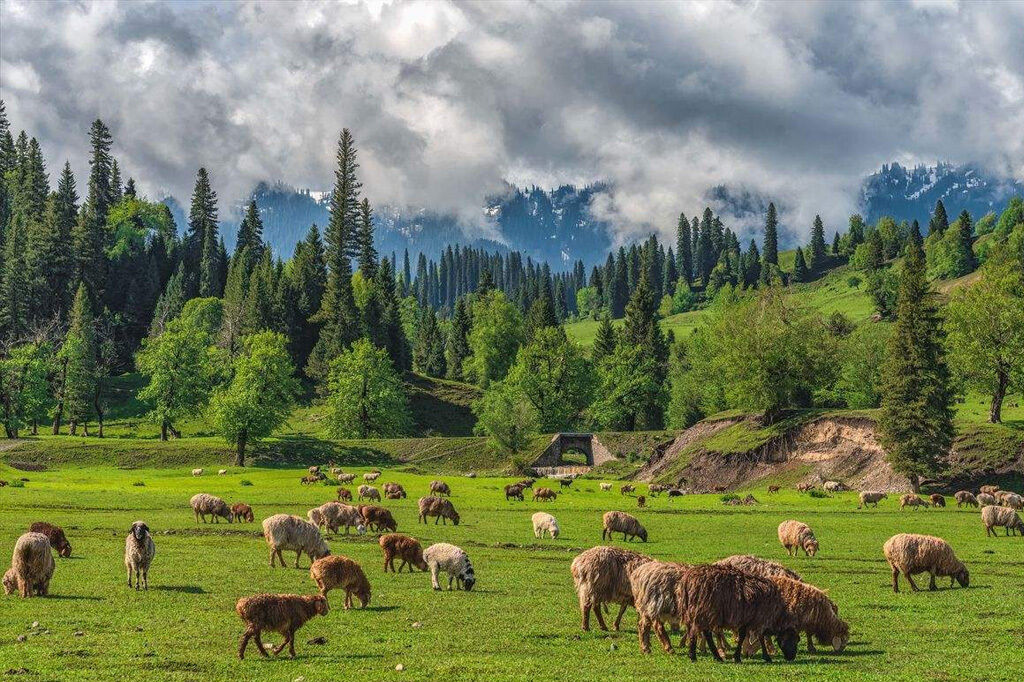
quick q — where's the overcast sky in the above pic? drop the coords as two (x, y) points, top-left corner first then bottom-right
(2, 0), (1022, 243)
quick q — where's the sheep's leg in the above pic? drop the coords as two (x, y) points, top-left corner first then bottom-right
(271, 636), (289, 656)
(758, 633), (773, 663)
(269, 548), (276, 567)
(580, 597), (591, 631)
(612, 603), (628, 631)
(905, 572), (921, 592)
(295, 550), (302, 568)
(653, 620), (673, 654)
(253, 631), (270, 657)
(891, 565), (900, 592)
(688, 633), (698, 661)
(127, 566), (132, 588)
(733, 626), (747, 663)
(806, 631), (817, 653)
(448, 575), (455, 590)
(430, 565), (441, 590)
(704, 630), (723, 662)
(142, 567), (148, 590)
(637, 616), (652, 654)
(134, 568), (141, 591)
(239, 630), (253, 659)
(593, 600), (609, 631)
(345, 590), (352, 609)
(287, 629), (297, 658)
(928, 573), (937, 591)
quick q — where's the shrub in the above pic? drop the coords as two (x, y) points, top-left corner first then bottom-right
(9, 479), (25, 488)
(808, 489), (829, 498)
(239, 479), (253, 487)
(132, 481), (146, 487)
(720, 493), (740, 503)
(846, 275), (862, 289)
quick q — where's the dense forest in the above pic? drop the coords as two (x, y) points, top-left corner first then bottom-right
(1, 102), (1022, 486)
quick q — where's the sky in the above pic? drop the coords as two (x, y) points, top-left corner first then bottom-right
(2, 0), (1022, 244)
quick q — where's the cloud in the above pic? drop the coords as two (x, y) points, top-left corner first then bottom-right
(2, 0), (1022, 245)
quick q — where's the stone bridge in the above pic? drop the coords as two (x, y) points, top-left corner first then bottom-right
(530, 433), (615, 475)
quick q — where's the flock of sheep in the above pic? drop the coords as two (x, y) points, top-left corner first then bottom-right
(3, 467), (1022, 663)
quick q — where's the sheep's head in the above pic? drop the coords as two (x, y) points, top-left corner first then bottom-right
(355, 584), (371, 608)
(450, 511), (461, 526)
(804, 539), (819, 556)
(57, 540), (72, 558)
(460, 573), (476, 591)
(830, 620), (850, 652)
(638, 528), (648, 542)
(313, 595), (330, 616)
(775, 628), (799, 661)
(414, 556), (428, 572)
(953, 566), (969, 588)
(130, 522), (149, 543)
(311, 540), (330, 561)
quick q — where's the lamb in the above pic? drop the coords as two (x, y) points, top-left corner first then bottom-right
(714, 555), (802, 582)
(570, 545), (652, 631)
(336, 487), (353, 502)
(417, 496), (460, 525)
(231, 503), (254, 523)
(504, 483), (525, 501)
(236, 593), (328, 659)
(423, 542), (475, 591)
(954, 491), (978, 508)
(883, 533), (969, 592)
(338, 473), (356, 484)
(777, 520), (819, 557)
(600, 483), (613, 492)
(262, 514), (330, 568)
(7, 532), (55, 597)
(930, 494), (946, 508)
(771, 575), (848, 653)
(858, 491), (887, 509)
(357, 485), (381, 502)
(630, 559), (691, 654)
(379, 533), (428, 573)
(383, 482), (407, 499)
(191, 468), (203, 476)
(533, 487), (557, 502)
(359, 505), (398, 532)
(621, 484), (635, 495)
(124, 521), (155, 591)
(28, 522), (72, 558)
(637, 495), (647, 508)
(429, 480), (451, 496)
(602, 511), (648, 542)
(532, 512), (560, 539)
(900, 493), (928, 510)
(307, 502), (365, 535)
(309, 555), (370, 608)
(218, 469), (227, 475)
(364, 471), (381, 482)
(977, 492), (998, 506)
(190, 493), (234, 524)
(981, 505), (1024, 537)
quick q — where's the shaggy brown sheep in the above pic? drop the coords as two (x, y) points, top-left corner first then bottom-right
(231, 503), (254, 523)
(504, 483), (525, 501)
(359, 505), (398, 533)
(777, 520), (819, 557)
(309, 555), (371, 608)
(929, 494), (946, 508)
(236, 593), (328, 659)
(336, 487), (353, 502)
(883, 533), (968, 593)
(6, 532), (54, 598)
(954, 491), (978, 508)
(429, 480), (451, 496)
(771, 576), (848, 653)
(533, 487), (558, 502)
(417, 496), (460, 525)
(570, 546), (653, 631)
(379, 533), (428, 573)
(28, 522), (72, 558)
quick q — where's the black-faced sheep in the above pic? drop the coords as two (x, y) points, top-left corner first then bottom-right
(570, 546), (653, 631)
(858, 491), (887, 509)
(423, 542), (475, 591)
(882, 533), (968, 593)
(124, 521), (155, 591)
(429, 480), (451, 496)
(954, 491), (978, 508)
(6, 532), (54, 598)
(777, 520), (819, 557)
(602, 511), (647, 542)
(417, 496), (460, 525)
(28, 522), (72, 558)
(236, 593), (328, 659)
(558, 477), (573, 489)
(309, 555), (370, 608)
(231, 503), (254, 523)
(262, 514), (330, 568)
(532, 512), (559, 539)
(379, 533), (427, 573)
(981, 505), (1024, 537)
(190, 493), (233, 524)
(637, 495), (647, 508)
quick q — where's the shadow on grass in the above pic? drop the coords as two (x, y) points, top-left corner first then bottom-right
(50, 594), (103, 600)
(360, 605), (398, 613)
(152, 585), (206, 594)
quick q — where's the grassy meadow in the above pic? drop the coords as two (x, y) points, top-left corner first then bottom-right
(1, 464), (1022, 681)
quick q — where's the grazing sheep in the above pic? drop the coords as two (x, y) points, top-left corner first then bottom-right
(504, 483), (525, 501)
(417, 496), (460, 525)
(330, 467), (342, 476)
(714, 555), (802, 582)
(359, 505), (398, 533)
(999, 492), (1023, 510)
(231, 503), (254, 523)
(124, 521), (155, 591)
(777, 520), (819, 557)
(600, 483), (612, 492)
(338, 473), (356, 484)
(858, 491), (888, 509)
(7, 532), (55, 598)
(379, 534), (427, 573)
(602, 511), (648, 542)
(383, 482), (407, 499)
(767, 485), (781, 494)
(648, 484), (669, 496)
(533, 487), (558, 502)
(930, 494), (946, 508)
(977, 492), (998, 506)
(307, 502), (365, 535)
(357, 485), (381, 502)
(570, 546), (652, 631)
(308, 466), (320, 476)
(631, 559), (691, 654)
(429, 480), (451, 497)
(190, 493), (233, 524)
(667, 489), (685, 498)
(262, 514), (330, 568)
(899, 493), (928, 510)
(637, 495), (647, 508)
(796, 483), (814, 492)
(423, 543), (475, 591)
(823, 481), (846, 493)
(532, 512), (560, 539)
(336, 487), (353, 502)
(883, 533), (969, 592)
(300, 475), (320, 485)
(236, 593), (328, 659)
(621, 484), (635, 496)
(954, 491), (978, 508)
(364, 471), (381, 483)
(981, 505), (1024, 537)
(771, 576), (849, 653)
(713, 485), (727, 493)
(558, 477), (573, 489)
(517, 478), (536, 489)
(191, 468), (203, 477)
(28, 522), (72, 558)
(979, 484), (999, 495)
(678, 565), (799, 663)
(309, 555), (370, 608)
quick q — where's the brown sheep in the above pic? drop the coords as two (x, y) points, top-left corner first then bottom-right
(504, 483), (525, 501)
(231, 503), (254, 523)
(383, 482), (407, 499)
(570, 546), (653, 631)
(630, 559), (691, 654)
(517, 478), (535, 489)
(190, 493), (233, 524)
(309, 555), (371, 609)
(771, 576), (848, 653)
(308, 466), (321, 476)
(300, 475), (321, 485)
(929, 494), (946, 508)
(338, 473), (356, 484)
(621, 484), (635, 496)
(977, 492), (998, 506)
(417, 496), (460, 525)
(954, 491), (978, 508)
(558, 477), (573, 489)
(777, 520), (819, 557)
(336, 487), (353, 502)
(28, 522), (72, 558)
(796, 483), (814, 492)
(533, 487), (558, 502)
(767, 485), (781, 494)
(714, 555), (802, 582)
(602, 511), (648, 542)
(429, 480), (451, 497)
(359, 505), (398, 533)
(979, 484), (999, 495)
(379, 533), (428, 573)
(637, 495), (647, 508)
(883, 533), (969, 593)
(236, 593), (328, 659)
(899, 493), (928, 510)
(981, 505), (1024, 537)
(6, 532), (55, 598)
(648, 484), (669, 496)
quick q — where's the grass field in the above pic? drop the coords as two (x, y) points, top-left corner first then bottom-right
(2, 464), (1022, 681)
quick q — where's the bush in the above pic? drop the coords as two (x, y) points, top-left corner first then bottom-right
(808, 489), (829, 498)
(9, 479), (25, 488)
(846, 275), (862, 289)
(720, 493), (740, 503)
(321, 477), (335, 486)
(239, 479), (253, 487)
(132, 481), (146, 487)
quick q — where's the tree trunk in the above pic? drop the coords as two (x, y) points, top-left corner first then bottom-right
(52, 403), (63, 435)
(235, 430), (247, 467)
(909, 475), (921, 494)
(70, 421), (77, 436)
(169, 423), (181, 439)
(83, 422), (90, 436)
(989, 368), (1008, 424)
(160, 420), (168, 441)
(31, 420), (37, 436)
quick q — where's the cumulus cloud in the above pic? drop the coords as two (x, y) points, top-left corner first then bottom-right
(2, 0), (1021, 244)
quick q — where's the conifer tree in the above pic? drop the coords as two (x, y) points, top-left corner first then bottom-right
(620, 271), (668, 428)
(124, 177), (137, 199)
(928, 199), (949, 235)
(0, 216), (29, 337)
(676, 212), (693, 285)
(763, 202), (779, 266)
(955, 210), (977, 274)
(109, 159), (122, 205)
(234, 199), (264, 271)
(183, 168), (221, 298)
(592, 314), (616, 364)
(61, 284), (97, 435)
(848, 214), (865, 247)
(831, 231), (841, 255)
(908, 220), (922, 247)
(744, 239), (761, 287)
(696, 208), (715, 283)
(445, 297), (472, 380)
(611, 249), (629, 317)
(792, 247), (809, 283)
(73, 120), (113, 300)
(865, 228), (885, 270)
(809, 215), (827, 272)
(357, 197), (377, 279)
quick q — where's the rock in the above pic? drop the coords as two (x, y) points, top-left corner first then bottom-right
(16, 635), (26, 643)
(30, 622), (38, 629)
(609, 643), (618, 651)
(411, 622), (422, 629)
(73, 631), (83, 637)
(6, 668), (29, 675)
(395, 664), (405, 671)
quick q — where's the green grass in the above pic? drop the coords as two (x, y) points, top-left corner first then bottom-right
(1, 463), (1023, 681)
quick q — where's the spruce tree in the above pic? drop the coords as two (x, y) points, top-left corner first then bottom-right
(831, 231), (841, 255)
(72, 120), (114, 301)
(848, 214), (865, 247)
(290, 224), (327, 369)
(592, 314), (616, 364)
(763, 202), (779, 266)
(908, 219), (922, 247)
(809, 215), (827, 272)
(183, 168), (221, 298)
(0, 216), (29, 337)
(792, 247), (809, 283)
(234, 199), (264, 271)
(677, 212), (693, 285)
(955, 210), (977, 274)
(620, 271), (668, 428)
(865, 228), (885, 270)
(877, 238), (954, 491)
(357, 197), (377, 279)
(696, 208), (715, 284)
(928, 199), (949, 235)
(124, 177), (137, 199)
(611, 249), (628, 318)
(62, 284), (97, 435)
(445, 297), (472, 380)
(109, 159), (123, 205)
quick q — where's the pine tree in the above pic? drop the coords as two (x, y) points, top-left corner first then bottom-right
(124, 177), (137, 199)
(928, 199), (949, 235)
(592, 314), (616, 365)
(877, 239), (954, 491)
(109, 159), (123, 205)
(831, 231), (841, 255)
(848, 214), (865, 247)
(62, 284), (97, 435)
(696, 208), (715, 284)
(184, 168), (220, 298)
(809, 215), (827, 272)
(908, 220), (922, 247)
(619, 271), (668, 428)
(955, 210), (977, 274)
(357, 197), (377, 279)
(676, 212), (693, 285)
(445, 297), (472, 380)
(234, 199), (264, 271)
(792, 247), (809, 283)
(290, 224), (327, 369)
(611, 249), (629, 318)
(763, 202), (779, 266)
(72, 120), (113, 300)
(0, 216), (29, 337)
(865, 228), (885, 270)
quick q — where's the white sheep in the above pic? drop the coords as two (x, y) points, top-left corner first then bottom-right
(858, 491), (887, 509)
(6, 532), (54, 598)
(218, 469), (227, 475)
(124, 521), (156, 591)
(532, 512), (560, 539)
(262, 514), (330, 568)
(981, 505), (1024, 537)
(423, 543), (475, 591)
(600, 483), (612, 492)
(191, 468), (204, 477)
(307, 502), (366, 535)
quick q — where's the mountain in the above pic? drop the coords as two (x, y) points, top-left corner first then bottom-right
(859, 162), (1022, 225)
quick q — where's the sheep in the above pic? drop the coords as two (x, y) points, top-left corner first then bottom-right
(336, 487), (353, 502)
(379, 533), (427, 573)
(517, 478), (536, 489)
(796, 483), (814, 492)
(777, 520), (819, 557)
(979, 484), (999, 495)
(883, 533), (969, 593)
(600, 483), (612, 492)
(648, 484), (669, 496)
(570, 545), (653, 631)
(357, 485), (381, 502)
(309, 555), (370, 608)
(417, 496), (460, 525)
(858, 491), (887, 509)
(504, 483), (525, 501)
(308, 466), (321, 476)
(364, 471), (381, 482)
(28, 522), (72, 558)
(124, 521), (155, 591)
(981, 505), (1024, 537)
(7, 532), (54, 598)
(423, 542), (475, 591)
(630, 559), (691, 654)
(429, 480), (451, 496)
(667, 489), (685, 497)
(999, 492), (1023, 510)
(383, 482), (407, 499)
(338, 473), (356, 484)
(532, 512), (560, 539)
(678, 564), (799, 663)
(558, 477), (573, 489)
(713, 485), (727, 493)
(236, 593), (328, 659)
(262, 514), (330, 568)
(330, 467), (342, 476)
(714, 555), (802, 582)
(977, 492), (998, 506)
(602, 511), (648, 542)
(231, 503), (254, 523)
(533, 487), (557, 502)
(359, 505), (398, 533)
(823, 481), (846, 493)
(300, 475), (322, 485)
(308, 502), (365, 535)
(191, 468), (203, 476)
(771, 575), (849, 654)
(930, 494), (946, 508)
(955, 491), (978, 508)
(767, 485), (781, 494)
(637, 495), (647, 508)
(621, 484), (635, 495)
(190, 493), (233, 524)
(899, 493), (928, 510)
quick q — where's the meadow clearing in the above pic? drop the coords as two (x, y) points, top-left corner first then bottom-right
(1, 465), (1022, 681)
